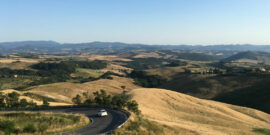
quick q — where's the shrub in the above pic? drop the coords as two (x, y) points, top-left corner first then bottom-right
(38, 123), (48, 133)
(42, 99), (50, 107)
(127, 100), (140, 114)
(19, 98), (28, 108)
(0, 120), (15, 135)
(84, 99), (93, 105)
(6, 92), (20, 108)
(72, 94), (82, 104)
(23, 123), (36, 133)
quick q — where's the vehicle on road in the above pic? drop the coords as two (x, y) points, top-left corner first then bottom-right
(97, 109), (108, 117)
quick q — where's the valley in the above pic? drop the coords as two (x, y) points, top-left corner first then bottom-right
(1, 42), (270, 134)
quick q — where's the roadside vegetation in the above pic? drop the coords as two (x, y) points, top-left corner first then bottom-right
(72, 90), (140, 114)
(112, 115), (170, 135)
(0, 112), (89, 135)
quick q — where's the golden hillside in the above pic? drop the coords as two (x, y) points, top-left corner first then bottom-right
(128, 88), (270, 135)
(1, 89), (71, 106)
(27, 76), (140, 103)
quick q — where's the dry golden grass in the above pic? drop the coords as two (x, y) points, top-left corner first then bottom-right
(0, 58), (41, 69)
(0, 89), (72, 106)
(88, 55), (132, 62)
(0, 58), (39, 63)
(128, 88), (270, 135)
(101, 63), (132, 75)
(27, 76), (140, 103)
(133, 52), (162, 58)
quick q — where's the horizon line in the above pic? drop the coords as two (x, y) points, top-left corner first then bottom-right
(1, 40), (270, 46)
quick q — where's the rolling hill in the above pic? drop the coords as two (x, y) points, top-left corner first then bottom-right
(223, 51), (270, 63)
(25, 76), (140, 103)
(129, 88), (270, 135)
(2, 41), (270, 56)
(160, 73), (270, 114)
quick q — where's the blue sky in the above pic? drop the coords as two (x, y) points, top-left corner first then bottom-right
(1, 0), (270, 45)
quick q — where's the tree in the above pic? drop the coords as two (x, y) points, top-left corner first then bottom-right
(42, 99), (49, 107)
(93, 90), (112, 106)
(111, 94), (130, 108)
(72, 94), (82, 105)
(93, 91), (102, 105)
(72, 90), (140, 114)
(6, 92), (20, 108)
(127, 100), (140, 114)
(0, 92), (6, 108)
(23, 123), (36, 133)
(19, 99), (28, 108)
(84, 99), (93, 105)
(121, 86), (126, 91)
(27, 100), (37, 108)
(82, 92), (90, 99)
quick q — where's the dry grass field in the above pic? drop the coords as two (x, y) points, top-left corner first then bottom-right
(26, 76), (140, 103)
(0, 58), (39, 63)
(128, 88), (270, 135)
(88, 55), (132, 62)
(133, 52), (162, 58)
(101, 63), (132, 75)
(0, 58), (40, 69)
(1, 89), (71, 106)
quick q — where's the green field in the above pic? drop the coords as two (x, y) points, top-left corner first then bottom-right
(74, 68), (104, 78)
(0, 76), (41, 90)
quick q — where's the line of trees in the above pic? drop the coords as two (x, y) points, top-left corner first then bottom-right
(72, 90), (140, 114)
(129, 70), (167, 88)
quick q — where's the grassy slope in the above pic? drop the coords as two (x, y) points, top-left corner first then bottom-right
(26, 76), (140, 103)
(112, 114), (181, 135)
(0, 112), (89, 134)
(213, 79), (270, 114)
(1, 89), (71, 106)
(128, 88), (270, 135)
(160, 73), (263, 99)
(73, 68), (104, 78)
(159, 73), (270, 114)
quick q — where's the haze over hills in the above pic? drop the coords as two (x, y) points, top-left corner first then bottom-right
(2, 41), (270, 55)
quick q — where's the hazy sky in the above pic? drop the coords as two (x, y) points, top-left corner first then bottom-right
(1, 0), (270, 45)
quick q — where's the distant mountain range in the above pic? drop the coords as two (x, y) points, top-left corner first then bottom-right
(1, 41), (270, 55)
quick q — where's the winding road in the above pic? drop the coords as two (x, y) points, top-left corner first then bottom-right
(1, 106), (129, 135)
(40, 107), (129, 135)
(0, 106), (129, 134)
(50, 108), (128, 135)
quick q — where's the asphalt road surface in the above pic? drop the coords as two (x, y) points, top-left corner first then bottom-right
(39, 107), (128, 135)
